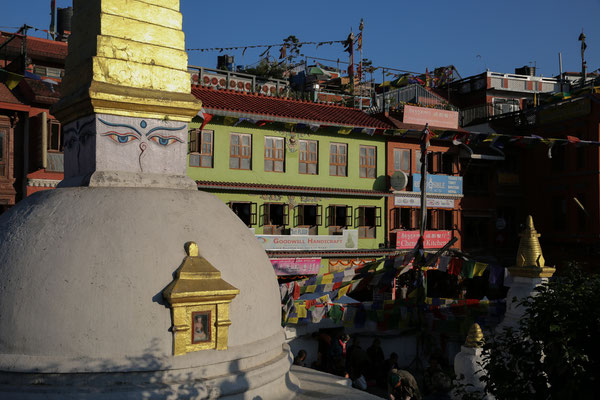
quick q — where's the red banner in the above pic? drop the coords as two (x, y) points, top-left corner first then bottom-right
(396, 230), (452, 249)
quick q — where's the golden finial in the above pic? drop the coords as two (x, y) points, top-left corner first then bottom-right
(509, 216), (555, 278)
(185, 241), (199, 257)
(464, 323), (484, 348)
(516, 215), (545, 268)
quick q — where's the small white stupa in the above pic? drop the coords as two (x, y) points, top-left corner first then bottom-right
(0, 1), (295, 398)
(500, 216), (555, 330)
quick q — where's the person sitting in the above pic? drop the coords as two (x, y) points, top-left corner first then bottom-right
(293, 349), (307, 367)
(387, 368), (421, 400)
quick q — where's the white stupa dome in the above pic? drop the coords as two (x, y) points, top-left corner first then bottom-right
(0, 187), (294, 398)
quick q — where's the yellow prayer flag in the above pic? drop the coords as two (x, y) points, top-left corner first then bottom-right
(223, 116), (238, 126)
(321, 274), (334, 284)
(287, 315), (299, 324)
(297, 306), (307, 319)
(473, 262), (487, 277)
(337, 284), (350, 298)
(483, 134), (499, 143)
(305, 285), (316, 293)
(5, 72), (23, 90)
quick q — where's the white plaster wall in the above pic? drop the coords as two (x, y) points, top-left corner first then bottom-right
(0, 187), (282, 373)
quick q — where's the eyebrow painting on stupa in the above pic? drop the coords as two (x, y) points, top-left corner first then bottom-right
(62, 113), (189, 176)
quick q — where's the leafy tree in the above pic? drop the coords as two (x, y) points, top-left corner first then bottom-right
(281, 35), (302, 65)
(242, 58), (287, 80)
(241, 35), (302, 80)
(478, 266), (600, 400)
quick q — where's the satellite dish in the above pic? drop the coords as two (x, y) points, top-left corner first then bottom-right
(390, 171), (408, 191)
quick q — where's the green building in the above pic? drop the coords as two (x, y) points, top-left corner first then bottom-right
(188, 86), (398, 275)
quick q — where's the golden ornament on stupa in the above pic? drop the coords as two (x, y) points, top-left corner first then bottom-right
(464, 323), (484, 348)
(163, 242), (240, 355)
(508, 216), (555, 278)
(52, 0), (202, 124)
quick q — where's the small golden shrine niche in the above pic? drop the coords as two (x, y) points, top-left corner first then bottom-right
(163, 242), (239, 355)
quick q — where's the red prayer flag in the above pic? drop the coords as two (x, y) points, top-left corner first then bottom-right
(567, 135), (581, 143)
(292, 282), (301, 300)
(200, 112), (213, 131)
(448, 258), (463, 276)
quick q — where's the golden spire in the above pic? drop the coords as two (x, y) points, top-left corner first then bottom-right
(509, 216), (555, 278)
(516, 215), (545, 268)
(464, 323), (484, 348)
(52, 0), (201, 124)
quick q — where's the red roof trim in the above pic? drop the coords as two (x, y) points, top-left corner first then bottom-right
(192, 86), (394, 130)
(0, 101), (30, 112)
(0, 32), (67, 59)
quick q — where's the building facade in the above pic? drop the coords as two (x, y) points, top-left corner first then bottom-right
(189, 86), (398, 275)
(0, 30), (67, 211)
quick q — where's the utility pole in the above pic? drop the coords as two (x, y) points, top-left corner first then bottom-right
(419, 124), (430, 243)
(50, 0), (56, 40)
(358, 18), (364, 109)
(579, 31), (587, 88)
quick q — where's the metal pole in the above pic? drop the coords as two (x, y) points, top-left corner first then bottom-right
(381, 68), (385, 112)
(419, 124), (429, 239)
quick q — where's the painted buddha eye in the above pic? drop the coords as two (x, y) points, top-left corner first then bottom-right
(148, 134), (183, 147)
(101, 131), (139, 144)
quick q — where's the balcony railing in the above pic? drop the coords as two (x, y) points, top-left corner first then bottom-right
(376, 84), (457, 112)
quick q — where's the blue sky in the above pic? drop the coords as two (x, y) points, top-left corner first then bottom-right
(2, 0), (600, 80)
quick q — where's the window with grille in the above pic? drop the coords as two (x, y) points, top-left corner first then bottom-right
(48, 120), (62, 152)
(393, 149), (410, 173)
(299, 140), (318, 175)
(329, 143), (347, 176)
(356, 206), (381, 238)
(359, 145), (376, 178)
(189, 129), (213, 168)
(229, 133), (251, 170)
(327, 205), (352, 235)
(441, 153), (455, 175)
(391, 207), (414, 230)
(438, 209), (454, 230)
(295, 204), (322, 235)
(264, 137), (285, 172)
(427, 152), (441, 174)
(228, 202), (257, 227)
(262, 203), (288, 234)
(0, 127), (7, 178)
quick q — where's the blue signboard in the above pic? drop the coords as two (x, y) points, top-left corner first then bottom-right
(412, 174), (463, 195)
